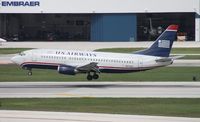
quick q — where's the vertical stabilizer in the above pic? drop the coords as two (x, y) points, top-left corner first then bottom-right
(135, 25), (178, 57)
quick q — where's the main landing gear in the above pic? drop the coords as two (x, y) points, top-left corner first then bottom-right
(87, 72), (99, 81)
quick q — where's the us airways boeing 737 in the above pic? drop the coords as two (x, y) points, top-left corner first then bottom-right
(11, 25), (179, 80)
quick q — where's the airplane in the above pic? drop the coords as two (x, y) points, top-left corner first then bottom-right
(11, 25), (179, 80)
(0, 38), (7, 46)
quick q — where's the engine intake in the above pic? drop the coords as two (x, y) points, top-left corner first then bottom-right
(58, 65), (77, 75)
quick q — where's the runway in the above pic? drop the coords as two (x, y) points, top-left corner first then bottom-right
(171, 59), (200, 67)
(0, 82), (200, 98)
(0, 54), (14, 64)
(0, 110), (200, 122)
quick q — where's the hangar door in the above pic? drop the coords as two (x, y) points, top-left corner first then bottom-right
(91, 14), (137, 41)
(137, 13), (195, 41)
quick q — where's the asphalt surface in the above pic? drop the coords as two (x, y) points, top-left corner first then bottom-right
(170, 60), (200, 67)
(1, 41), (200, 50)
(0, 54), (14, 64)
(0, 110), (200, 122)
(0, 82), (200, 98)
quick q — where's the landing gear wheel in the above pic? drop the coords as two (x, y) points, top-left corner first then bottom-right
(28, 70), (32, 76)
(93, 74), (99, 79)
(87, 74), (93, 81)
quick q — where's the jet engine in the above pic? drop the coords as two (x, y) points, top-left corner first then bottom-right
(58, 65), (77, 75)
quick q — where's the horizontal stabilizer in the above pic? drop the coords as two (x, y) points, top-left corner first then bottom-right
(169, 55), (184, 59)
(156, 55), (184, 63)
(155, 58), (172, 62)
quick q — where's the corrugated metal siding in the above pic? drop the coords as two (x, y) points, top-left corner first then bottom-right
(91, 14), (137, 41)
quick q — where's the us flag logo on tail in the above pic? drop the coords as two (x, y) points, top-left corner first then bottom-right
(158, 40), (170, 48)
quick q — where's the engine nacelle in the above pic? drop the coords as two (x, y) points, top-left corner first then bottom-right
(58, 65), (77, 75)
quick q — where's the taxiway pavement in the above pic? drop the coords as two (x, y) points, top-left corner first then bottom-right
(0, 54), (14, 64)
(0, 82), (200, 98)
(1, 41), (200, 50)
(0, 110), (200, 122)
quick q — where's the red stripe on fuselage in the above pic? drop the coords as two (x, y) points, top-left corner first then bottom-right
(21, 62), (59, 67)
(98, 66), (138, 70)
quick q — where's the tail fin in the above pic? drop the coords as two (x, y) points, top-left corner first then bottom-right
(135, 25), (178, 57)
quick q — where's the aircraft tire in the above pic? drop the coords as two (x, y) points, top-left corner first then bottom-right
(87, 75), (93, 81)
(28, 71), (32, 76)
(93, 74), (99, 79)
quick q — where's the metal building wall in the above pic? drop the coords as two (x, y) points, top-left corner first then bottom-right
(91, 14), (137, 41)
(0, 0), (198, 14)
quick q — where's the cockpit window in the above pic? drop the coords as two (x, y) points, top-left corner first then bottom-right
(19, 52), (26, 56)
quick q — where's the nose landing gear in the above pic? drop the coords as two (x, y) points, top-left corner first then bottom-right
(28, 70), (32, 76)
(22, 67), (33, 76)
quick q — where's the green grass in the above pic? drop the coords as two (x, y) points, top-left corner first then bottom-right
(0, 48), (32, 54)
(95, 48), (200, 54)
(0, 48), (200, 54)
(182, 55), (200, 60)
(96, 48), (144, 53)
(95, 48), (200, 59)
(0, 65), (200, 81)
(0, 98), (200, 117)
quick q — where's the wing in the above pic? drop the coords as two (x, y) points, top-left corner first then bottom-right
(77, 62), (100, 73)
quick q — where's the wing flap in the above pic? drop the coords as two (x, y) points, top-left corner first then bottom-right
(77, 62), (100, 73)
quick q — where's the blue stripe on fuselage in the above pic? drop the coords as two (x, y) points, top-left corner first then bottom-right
(21, 62), (147, 73)
(22, 63), (58, 70)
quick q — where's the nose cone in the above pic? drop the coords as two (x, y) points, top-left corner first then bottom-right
(11, 56), (23, 65)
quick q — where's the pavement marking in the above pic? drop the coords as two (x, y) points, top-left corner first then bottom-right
(57, 93), (93, 98)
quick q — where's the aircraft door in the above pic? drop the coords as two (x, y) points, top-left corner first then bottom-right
(138, 58), (143, 69)
(32, 52), (38, 62)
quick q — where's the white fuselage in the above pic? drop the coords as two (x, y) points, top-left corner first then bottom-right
(11, 49), (172, 73)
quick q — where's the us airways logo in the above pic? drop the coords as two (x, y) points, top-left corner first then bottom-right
(158, 40), (170, 48)
(0, 1), (40, 7)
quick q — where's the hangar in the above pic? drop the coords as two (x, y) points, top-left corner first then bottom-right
(0, 0), (199, 42)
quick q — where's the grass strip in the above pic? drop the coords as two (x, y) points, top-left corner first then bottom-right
(0, 65), (200, 81)
(95, 48), (200, 54)
(0, 98), (200, 118)
(0, 48), (32, 54)
(0, 48), (200, 54)
(181, 55), (200, 60)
